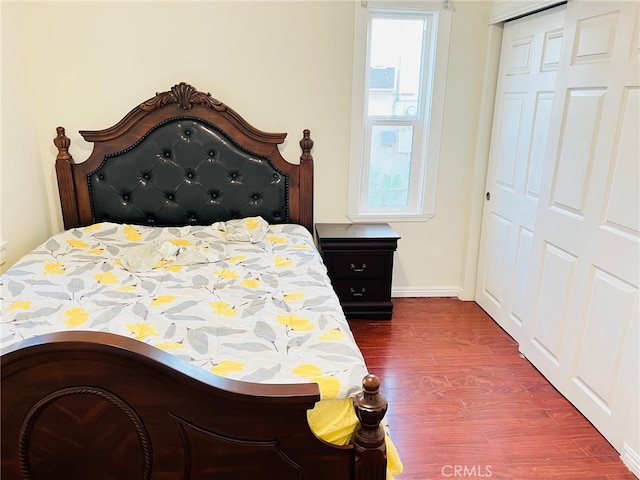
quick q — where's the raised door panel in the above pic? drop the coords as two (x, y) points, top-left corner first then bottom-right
(602, 87), (639, 240)
(530, 242), (577, 374)
(572, 268), (637, 415)
(476, 5), (566, 342)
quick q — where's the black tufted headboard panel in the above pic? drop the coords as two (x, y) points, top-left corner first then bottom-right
(89, 118), (288, 227)
(54, 83), (314, 233)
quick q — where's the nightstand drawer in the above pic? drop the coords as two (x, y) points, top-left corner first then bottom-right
(326, 253), (386, 279)
(331, 279), (390, 302)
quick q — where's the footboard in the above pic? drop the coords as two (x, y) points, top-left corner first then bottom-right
(1, 332), (388, 480)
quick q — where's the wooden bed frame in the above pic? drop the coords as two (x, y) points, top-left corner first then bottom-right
(1, 83), (389, 479)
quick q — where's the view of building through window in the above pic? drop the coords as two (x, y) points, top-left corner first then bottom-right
(364, 13), (429, 210)
(349, 3), (449, 222)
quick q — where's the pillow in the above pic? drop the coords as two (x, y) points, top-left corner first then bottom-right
(120, 241), (214, 272)
(120, 242), (178, 272)
(220, 216), (269, 243)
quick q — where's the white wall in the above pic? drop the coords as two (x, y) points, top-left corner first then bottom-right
(1, 0), (492, 294)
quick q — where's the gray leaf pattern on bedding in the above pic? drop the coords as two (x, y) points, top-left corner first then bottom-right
(0, 222), (368, 399)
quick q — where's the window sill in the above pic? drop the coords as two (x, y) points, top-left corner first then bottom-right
(347, 212), (435, 223)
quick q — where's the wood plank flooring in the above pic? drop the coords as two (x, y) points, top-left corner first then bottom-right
(348, 297), (637, 480)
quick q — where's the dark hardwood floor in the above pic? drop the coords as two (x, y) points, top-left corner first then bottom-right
(348, 297), (637, 480)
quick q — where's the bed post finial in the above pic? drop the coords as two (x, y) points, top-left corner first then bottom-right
(353, 374), (388, 479)
(298, 129), (314, 233)
(299, 129), (313, 163)
(54, 127), (72, 161)
(54, 127), (80, 229)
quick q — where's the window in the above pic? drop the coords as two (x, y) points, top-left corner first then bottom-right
(348, 1), (452, 221)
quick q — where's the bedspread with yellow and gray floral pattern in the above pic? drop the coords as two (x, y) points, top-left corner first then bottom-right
(0, 222), (369, 400)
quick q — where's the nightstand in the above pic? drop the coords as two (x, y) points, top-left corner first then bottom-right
(315, 223), (400, 320)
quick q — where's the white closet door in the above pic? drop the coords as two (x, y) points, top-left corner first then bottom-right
(520, 0), (639, 452)
(475, 5), (566, 343)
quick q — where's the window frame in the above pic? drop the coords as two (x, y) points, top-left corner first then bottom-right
(347, 0), (452, 222)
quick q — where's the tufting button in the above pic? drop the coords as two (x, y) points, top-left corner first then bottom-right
(167, 194), (174, 201)
(211, 192), (218, 199)
(253, 194), (259, 200)
(184, 129), (191, 136)
(209, 151), (215, 157)
(164, 151), (171, 158)
(98, 174), (105, 180)
(143, 173), (150, 180)
(273, 174), (279, 179)
(187, 172), (194, 179)
(123, 194), (129, 201)
(231, 173), (238, 179)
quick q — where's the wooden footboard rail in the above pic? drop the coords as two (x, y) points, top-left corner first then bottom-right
(1, 332), (389, 480)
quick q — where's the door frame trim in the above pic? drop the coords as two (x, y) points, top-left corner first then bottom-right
(490, 0), (566, 24)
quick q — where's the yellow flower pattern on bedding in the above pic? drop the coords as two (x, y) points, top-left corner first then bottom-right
(124, 225), (142, 241)
(216, 268), (239, 280)
(241, 278), (260, 289)
(127, 322), (160, 340)
(150, 295), (175, 307)
(277, 314), (315, 331)
(64, 307), (89, 327)
(9, 300), (32, 311)
(293, 364), (324, 378)
(44, 262), (65, 275)
(211, 360), (245, 376)
(1, 222), (368, 400)
(274, 256), (292, 268)
(67, 239), (89, 249)
(320, 329), (347, 341)
(154, 259), (172, 269)
(244, 217), (261, 230)
(155, 341), (184, 351)
(284, 292), (304, 302)
(265, 235), (287, 244)
(211, 301), (237, 317)
(170, 238), (191, 247)
(95, 271), (118, 285)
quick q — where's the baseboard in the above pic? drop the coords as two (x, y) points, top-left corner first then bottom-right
(622, 443), (640, 478)
(392, 286), (463, 298)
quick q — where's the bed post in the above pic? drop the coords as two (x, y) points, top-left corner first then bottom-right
(54, 127), (80, 229)
(299, 129), (314, 233)
(353, 374), (388, 480)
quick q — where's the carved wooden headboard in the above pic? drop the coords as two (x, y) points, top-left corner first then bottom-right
(54, 83), (314, 232)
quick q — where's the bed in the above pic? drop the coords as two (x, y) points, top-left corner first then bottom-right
(0, 83), (402, 480)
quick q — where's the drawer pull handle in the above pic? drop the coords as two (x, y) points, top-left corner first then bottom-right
(350, 263), (367, 273)
(350, 287), (366, 297)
